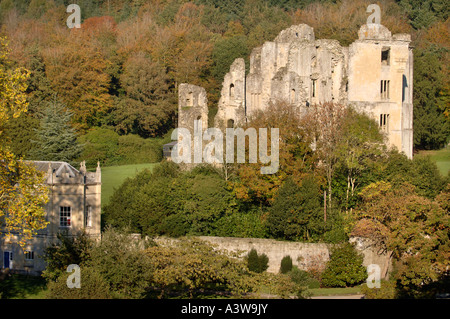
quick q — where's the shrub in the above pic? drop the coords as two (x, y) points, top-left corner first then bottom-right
(280, 256), (293, 274)
(42, 231), (94, 282)
(87, 227), (155, 299)
(46, 267), (112, 299)
(117, 133), (163, 164)
(360, 280), (397, 299)
(77, 127), (121, 167)
(289, 267), (320, 289)
(247, 249), (269, 273)
(267, 176), (324, 241)
(78, 127), (167, 167)
(320, 243), (367, 288)
(213, 209), (268, 238)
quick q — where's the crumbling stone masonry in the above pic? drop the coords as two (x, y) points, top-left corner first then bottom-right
(177, 22), (413, 159)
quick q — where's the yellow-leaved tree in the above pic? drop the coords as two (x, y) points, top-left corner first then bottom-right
(0, 37), (48, 247)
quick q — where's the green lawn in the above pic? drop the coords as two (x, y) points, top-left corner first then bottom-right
(416, 146), (450, 177)
(0, 274), (47, 299)
(101, 163), (158, 207)
(308, 286), (362, 297)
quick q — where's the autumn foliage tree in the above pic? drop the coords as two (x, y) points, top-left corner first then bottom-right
(42, 17), (114, 130)
(0, 37), (48, 247)
(303, 102), (348, 217)
(112, 51), (175, 137)
(352, 181), (450, 297)
(231, 99), (319, 205)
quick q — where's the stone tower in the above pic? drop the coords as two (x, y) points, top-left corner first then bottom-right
(348, 24), (413, 159)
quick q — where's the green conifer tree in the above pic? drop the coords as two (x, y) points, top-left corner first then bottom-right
(30, 98), (82, 163)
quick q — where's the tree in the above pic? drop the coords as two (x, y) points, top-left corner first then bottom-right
(246, 248), (269, 273)
(267, 176), (324, 241)
(320, 242), (367, 288)
(30, 98), (82, 163)
(413, 46), (449, 149)
(46, 266), (112, 299)
(43, 25), (113, 130)
(334, 107), (386, 211)
(289, 0), (410, 46)
(303, 102), (348, 218)
(0, 36), (48, 248)
(352, 181), (450, 297)
(398, 0), (448, 29)
(232, 99), (319, 206)
(86, 226), (155, 299)
(112, 51), (175, 137)
(280, 255), (293, 274)
(211, 33), (249, 84)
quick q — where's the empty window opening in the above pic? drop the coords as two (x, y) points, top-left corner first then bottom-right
(227, 119), (235, 128)
(380, 114), (390, 132)
(290, 89), (296, 103)
(312, 80), (317, 98)
(229, 84), (235, 99)
(380, 80), (390, 99)
(381, 47), (390, 66)
(186, 92), (193, 107)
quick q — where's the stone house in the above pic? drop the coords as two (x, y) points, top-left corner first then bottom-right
(177, 22), (413, 160)
(0, 161), (101, 275)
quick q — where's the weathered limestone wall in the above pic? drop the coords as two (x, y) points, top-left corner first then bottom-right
(200, 236), (330, 274)
(178, 83), (209, 133)
(155, 236), (391, 278)
(214, 58), (246, 129)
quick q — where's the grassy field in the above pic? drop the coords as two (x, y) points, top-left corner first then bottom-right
(416, 146), (450, 177)
(101, 162), (158, 207)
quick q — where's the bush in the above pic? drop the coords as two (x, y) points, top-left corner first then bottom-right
(104, 163), (237, 237)
(320, 243), (367, 288)
(247, 249), (269, 273)
(267, 176), (324, 241)
(77, 127), (121, 167)
(87, 227), (155, 299)
(117, 133), (163, 164)
(42, 231), (94, 282)
(46, 267), (112, 299)
(213, 209), (268, 238)
(280, 256), (293, 274)
(360, 280), (397, 299)
(77, 127), (167, 167)
(289, 267), (320, 289)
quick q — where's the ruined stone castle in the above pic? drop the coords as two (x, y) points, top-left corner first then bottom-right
(177, 21), (413, 160)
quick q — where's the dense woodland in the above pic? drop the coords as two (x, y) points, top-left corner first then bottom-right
(0, 0), (449, 298)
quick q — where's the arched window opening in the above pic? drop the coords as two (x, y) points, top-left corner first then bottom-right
(290, 89), (296, 103)
(186, 92), (193, 106)
(229, 84), (235, 99)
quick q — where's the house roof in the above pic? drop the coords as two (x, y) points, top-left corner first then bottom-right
(29, 161), (80, 178)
